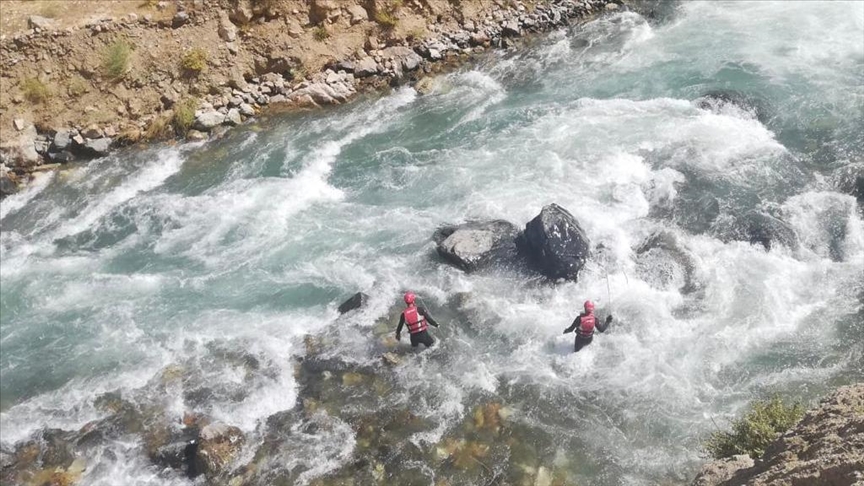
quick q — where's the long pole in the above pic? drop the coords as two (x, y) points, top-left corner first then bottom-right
(605, 270), (613, 308)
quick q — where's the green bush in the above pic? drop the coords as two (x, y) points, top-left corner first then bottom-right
(180, 49), (208, 73)
(103, 40), (132, 79)
(705, 397), (804, 459)
(172, 98), (198, 134)
(313, 26), (330, 41)
(374, 11), (399, 30)
(21, 77), (51, 103)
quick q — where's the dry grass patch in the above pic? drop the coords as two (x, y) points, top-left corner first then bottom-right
(102, 40), (133, 79)
(180, 49), (208, 74)
(21, 77), (51, 103)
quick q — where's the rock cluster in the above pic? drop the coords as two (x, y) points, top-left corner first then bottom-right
(434, 204), (591, 282)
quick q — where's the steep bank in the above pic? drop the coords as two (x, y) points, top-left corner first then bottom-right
(0, 0), (621, 197)
(693, 384), (864, 486)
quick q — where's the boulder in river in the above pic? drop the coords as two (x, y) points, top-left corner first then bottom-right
(520, 204), (591, 281)
(741, 211), (799, 251)
(433, 220), (521, 272)
(338, 292), (368, 314)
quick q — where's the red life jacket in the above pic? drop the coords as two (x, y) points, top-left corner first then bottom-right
(578, 312), (595, 338)
(403, 306), (428, 334)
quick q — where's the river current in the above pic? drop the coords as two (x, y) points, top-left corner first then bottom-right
(1, 2), (863, 485)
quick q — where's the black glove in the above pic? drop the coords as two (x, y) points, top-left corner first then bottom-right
(606, 315), (613, 323)
(563, 329), (569, 334)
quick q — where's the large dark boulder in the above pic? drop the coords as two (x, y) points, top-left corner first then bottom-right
(520, 204), (591, 281)
(433, 220), (520, 272)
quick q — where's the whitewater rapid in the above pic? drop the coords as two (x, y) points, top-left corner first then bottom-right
(2, 2), (863, 485)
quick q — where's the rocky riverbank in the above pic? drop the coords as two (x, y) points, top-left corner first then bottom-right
(692, 383), (864, 486)
(0, 0), (623, 198)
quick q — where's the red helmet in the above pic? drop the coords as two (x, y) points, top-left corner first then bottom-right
(404, 292), (416, 305)
(584, 300), (595, 313)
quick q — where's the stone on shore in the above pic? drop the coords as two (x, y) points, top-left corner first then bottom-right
(82, 138), (113, 156)
(355, 57), (379, 77)
(383, 46), (423, 73)
(28, 15), (56, 30)
(0, 122), (40, 168)
(52, 130), (72, 152)
(172, 11), (189, 28)
(194, 111), (226, 131)
(238, 103), (255, 116)
(82, 124), (103, 139)
(693, 455), (755, 486)
(224, 108), (242, 126)
(520, 204), (591, 282)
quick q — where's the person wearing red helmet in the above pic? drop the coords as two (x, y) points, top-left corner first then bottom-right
(395, 292), (440, 348)
(562, 300), (613, 352)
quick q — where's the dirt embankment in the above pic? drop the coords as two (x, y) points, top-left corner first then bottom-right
(693, 383), (864, 486)
(0, 0), (621, 197)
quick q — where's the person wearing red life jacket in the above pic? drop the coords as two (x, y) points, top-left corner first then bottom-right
(395, 292), (440, 348)
(562, 300), (613, 352)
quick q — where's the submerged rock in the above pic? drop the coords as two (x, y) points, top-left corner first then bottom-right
(693, 89), (771, 123)
(636, 231), (702, 294)
(337, 292), (368, 314)
(433, 220), (521, 272)
(716, 210), (799, 251)
(741, 211), (799, 251)
(194, 111), (226, 131)
(830, 162), (864, 204)
(192, 422), (245, 478)
(520, 204), (591, 281)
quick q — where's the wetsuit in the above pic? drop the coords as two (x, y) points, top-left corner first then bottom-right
(563, 312), (612, 352)
(396, 306), (439, 348)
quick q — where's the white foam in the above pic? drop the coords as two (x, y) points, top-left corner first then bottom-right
(53, 150), (184, 240)
(0, 171), (54, 221)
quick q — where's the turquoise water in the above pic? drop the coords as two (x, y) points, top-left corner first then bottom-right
(1, 2), (863, 484)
